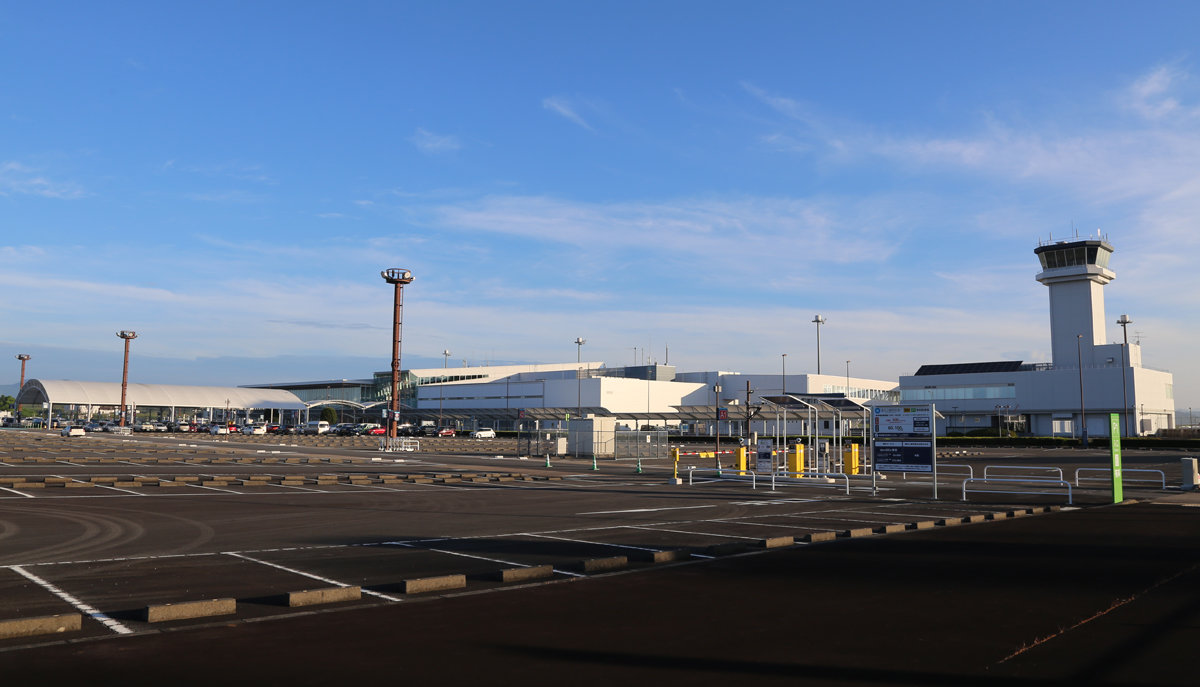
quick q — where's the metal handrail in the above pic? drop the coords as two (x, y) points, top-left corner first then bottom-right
(1074, 467), (1166, 490)
(688, 467), (756, 490)
(983, 465), (1063, 481)
(378, 437), (420, 453)
(771, 470), (851, 495)
(938, 464), (975, 479)
(962, 477), (1072, 505)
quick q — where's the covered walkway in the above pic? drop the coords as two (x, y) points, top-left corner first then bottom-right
(15, 379), (306, 423)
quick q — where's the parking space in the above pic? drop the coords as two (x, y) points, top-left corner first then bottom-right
(0, 430), (1190, 651)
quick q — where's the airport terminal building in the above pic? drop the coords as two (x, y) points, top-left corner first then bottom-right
(897, 237), (1175, 438)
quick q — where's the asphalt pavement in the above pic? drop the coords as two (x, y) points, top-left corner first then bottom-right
(5, 492), (1199, 686)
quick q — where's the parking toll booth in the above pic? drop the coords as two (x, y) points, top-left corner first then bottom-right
(842, 444), (860, 475)
(787, 444), (805, 473)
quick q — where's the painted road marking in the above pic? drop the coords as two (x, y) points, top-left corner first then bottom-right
(577, 504), (718, 515)
(223, 552), (401, 602)
(9, 565), (133, 634)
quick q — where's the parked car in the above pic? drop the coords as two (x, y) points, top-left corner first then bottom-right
(265, 423), (282, 434)
(241, 424), (266, 435)
(303, 421), (330, 435)
(210, 424), (230, 435)
(366, 426), (387, 436)
(60, 425), (86, 437)
(471, 428), (496, 439)
(84, 422), (102, 433)
(330, 423), (357, 436)
(421, 425), (440, 437)
(437, 427), (456, 437)
(174, 422), (194, 432)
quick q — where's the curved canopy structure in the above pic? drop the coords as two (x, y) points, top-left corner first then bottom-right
(17, 379), (305, 411)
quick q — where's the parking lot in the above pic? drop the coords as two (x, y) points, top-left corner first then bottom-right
(1, 428), (1195, 681)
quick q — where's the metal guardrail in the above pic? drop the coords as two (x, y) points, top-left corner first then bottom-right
(937, 464), (975, 479)
(771, 470), (851, 495)
(378, 437), (420, 453)
(983, 465), (1064, 481)
(1074, 467), (1167, 490)
(962, 477), (1073, 505)
(687, 467), (756, 490)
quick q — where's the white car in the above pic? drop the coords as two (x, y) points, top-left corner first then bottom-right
(60, 425), (86, 437)
(471, 428), (496, 439)
(241, 424), (266, 435)
(210, 424), (230, 435)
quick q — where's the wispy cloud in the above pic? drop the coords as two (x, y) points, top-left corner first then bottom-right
(410, 128), (462, 154)
(0, 162), (86, 199)
(542, 96), (594, 131)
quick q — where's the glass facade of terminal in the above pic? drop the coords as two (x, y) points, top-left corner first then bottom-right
(900, 384), (1016, 402)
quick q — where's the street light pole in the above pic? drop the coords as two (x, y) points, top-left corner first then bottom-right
(1117, 314), (1132, 437)
(116, 331), (137, 427)
(1077, 333), (1088, 449)
(14, 354), (29, 420)
(845, 360), (851, 398)
(574, 337), (586, 420)
(713, 383), (722, 472)
(781, 353), (787, 395)
(381, 269), (414, 440)
(439, 349), (450, 429)
(812, 315), (826, 374)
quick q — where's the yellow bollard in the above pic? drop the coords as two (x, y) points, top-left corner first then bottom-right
(671, 447), (680, 480)
(787, 444), (805, 474)
(843, 444), (860, 475)
(736, 446), (748, 475)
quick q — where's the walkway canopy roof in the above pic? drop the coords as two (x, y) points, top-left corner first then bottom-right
(16, 379), (305, 410)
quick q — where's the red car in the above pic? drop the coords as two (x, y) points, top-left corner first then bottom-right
(367, 426), (387, 436)
(437, 428), (456, 437)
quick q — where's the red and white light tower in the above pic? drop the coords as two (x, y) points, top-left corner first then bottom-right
(116, 331), (137, 427)
(381, 269), (414, 439)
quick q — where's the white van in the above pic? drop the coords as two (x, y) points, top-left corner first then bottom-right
(304, 420), (330, 435)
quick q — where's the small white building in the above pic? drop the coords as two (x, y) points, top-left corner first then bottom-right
(897, 236), (1175, 439)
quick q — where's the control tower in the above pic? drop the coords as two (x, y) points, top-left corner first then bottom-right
(1034, 237), (1115, 368)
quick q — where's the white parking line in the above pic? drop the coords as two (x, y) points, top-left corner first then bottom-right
(577, 504), (718, 515)
(9, 565), (133, 634)
(223, 552), (401, 602)
(622, 525), (760, 541)
(0, 486), (35, 498)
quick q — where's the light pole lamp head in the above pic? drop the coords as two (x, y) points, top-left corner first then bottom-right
(1117, 314), (1132, 327)
(443, 349), (451, 357)
(812, 315), (826, 325)
(381, 268), (414, 285)
(117, 331), (138, 340)
(16, 354), (30, 361)
(574, 337), (586, 347)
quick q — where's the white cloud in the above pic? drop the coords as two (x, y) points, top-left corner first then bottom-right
(410, 128), (462, 154)
(0, 162), (86, 199)
(542, 96), (594, 132)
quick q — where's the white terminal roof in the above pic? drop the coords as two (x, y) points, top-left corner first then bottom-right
(17, 379), (306, 410)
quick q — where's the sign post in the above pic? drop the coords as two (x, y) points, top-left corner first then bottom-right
(1110, 413), (1124, 503)
(872, 404), (938, 499)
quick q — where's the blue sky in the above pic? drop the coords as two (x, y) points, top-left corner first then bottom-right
(2, 1), (1198, 410)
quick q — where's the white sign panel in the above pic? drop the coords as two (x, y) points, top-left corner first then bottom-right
(873, 405), (934, 436)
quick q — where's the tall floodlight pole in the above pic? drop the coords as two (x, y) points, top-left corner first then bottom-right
(1077, 334), (1087, 449)
(1117, 314), (1132, 437)
(116, 331), (137, 427)
(574, 337), (586, 420)
(439, 349), (450, 429)
(812, 315), (826, 374)
(781, 353), (787, 395)
(381, 269), (414, 440)
(845, 360), (851, 398)
(15, 354), (30, 419)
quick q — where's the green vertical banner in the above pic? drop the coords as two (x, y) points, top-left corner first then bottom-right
(1110, 413), (1124, 503)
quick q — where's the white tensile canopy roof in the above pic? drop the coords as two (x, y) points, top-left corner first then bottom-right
(16, 379), (306, 410)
